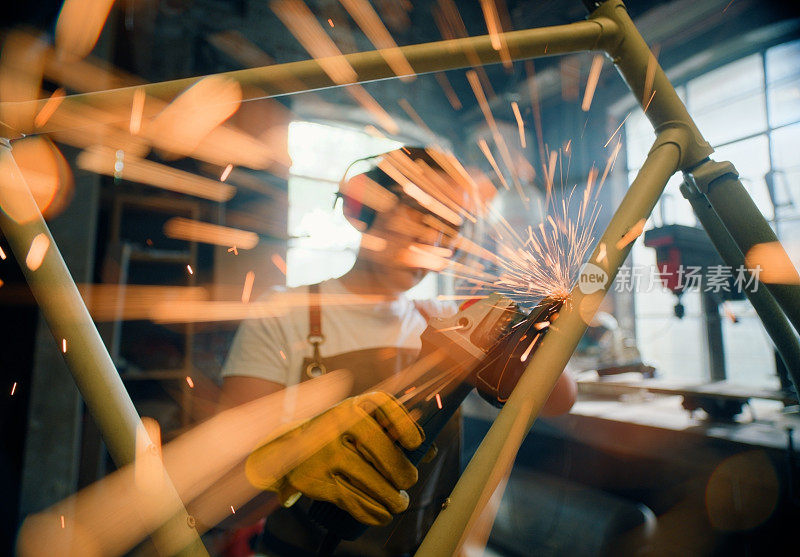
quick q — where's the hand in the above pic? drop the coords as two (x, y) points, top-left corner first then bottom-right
(245, 391), (424, 525)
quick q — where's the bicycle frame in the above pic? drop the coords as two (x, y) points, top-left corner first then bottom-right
(1, 1), (798, 555)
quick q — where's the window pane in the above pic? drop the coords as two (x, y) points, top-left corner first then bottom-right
(624, 109), (652, 171)
(722, 301), (777, 387)
(687, 55), (767, 145)
(286, 121), (401, 287)
(770, 122), (800, 223)
(713, 135), (774, 220)
(767, 40), (800, 127)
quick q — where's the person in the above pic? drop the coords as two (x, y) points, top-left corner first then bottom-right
(219, 146), (576, 556)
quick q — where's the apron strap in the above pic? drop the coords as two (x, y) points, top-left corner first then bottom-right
(306, 283), (326, 378)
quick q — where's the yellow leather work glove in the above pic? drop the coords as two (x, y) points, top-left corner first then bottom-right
(245, 391), (424, 526)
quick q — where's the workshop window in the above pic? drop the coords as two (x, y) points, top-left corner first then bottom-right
(624, 40), (800, 386)
(285, 121), (439, 299)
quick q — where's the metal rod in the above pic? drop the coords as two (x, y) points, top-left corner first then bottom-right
(0, 141), (208, 556)
(416, 137), (683, 556)
(681, 180), (800, 386)
(590, 0), (713, 169)
(698, 165), (800, 335)
(0, 19), (615, 136)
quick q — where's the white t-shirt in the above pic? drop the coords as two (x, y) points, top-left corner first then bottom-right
(221, 278), (457, 386)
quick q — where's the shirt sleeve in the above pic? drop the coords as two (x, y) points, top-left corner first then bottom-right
(221, 293), (291, 385)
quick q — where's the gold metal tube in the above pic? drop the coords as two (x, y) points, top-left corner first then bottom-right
(0, 19), (616, 136)
(591, 0), (713, 168)
(0, 141), (208, 556)
(415, 135), (683, 556)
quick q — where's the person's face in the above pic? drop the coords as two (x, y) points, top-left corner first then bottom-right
(360, 202), (457, 293)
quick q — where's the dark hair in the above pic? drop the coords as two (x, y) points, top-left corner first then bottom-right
(339, 146), (448, 228)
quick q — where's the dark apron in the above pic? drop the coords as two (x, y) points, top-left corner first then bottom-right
(257, 289), (461, 556)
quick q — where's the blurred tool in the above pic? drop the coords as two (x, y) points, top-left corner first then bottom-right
(308, 293), (563, 554)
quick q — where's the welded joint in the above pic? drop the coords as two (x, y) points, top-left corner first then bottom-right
(683, 159), (739, 196)
(589, 0), (629, 58)
(648, 124), (691, 168)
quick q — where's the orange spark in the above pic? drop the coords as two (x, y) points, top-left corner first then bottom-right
(34, 88), (65, 128)
(643, 89), (657, 114)
(534, 321), (550, 330)
(164, 217), (258, 250)
(135, 417), (162, 493)
(220, 164), (234, 182)
(78, 146), (236, 202)
(230, 505), (236, 514)
(435, 72), (462, 110)
(339, 0), (415, 81)
(599, 139), (622, 189)
(279, 350), (287, 360)
(347, 85), (399, 134)
(55, 0), (116, 59)
(479, 0), (511, 68)
(466, 70), (524, 200)
(604, 112), (631, 148)
(477, 139), (509, 190)
(62, 339), (67, 353)
(615, 218), (647, 251)
(722, 302), (738, 323)
(511, 101), (526, 148)
(272, 0), (356, 85)
(11, 382), (17, 396)
(241, 271), (255, 303)
(582, 54), (604, 112)
(328, 18), (334, 27)
(148, 76), (242, 160)
(26, 234), (50, 271)
(642, 45), (661, 105)
(228, 246), (238, 255)
(129, 88), (145, 135)
(186, 376), (194, 388)
(60, 515), (64, 529)
(398, 98), (433, 134)
(723, 1), (735, 13)
(435, 392), (443, 409)
(0, 246), (6, 259)
(0, 278), (3, 288)
(187, 265), (194, 275)
(271, 253), (287, 275)
(519, 334), (540, 362)
(745, 242), (800, 285)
